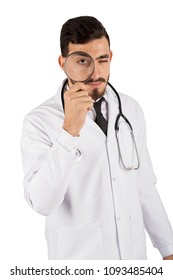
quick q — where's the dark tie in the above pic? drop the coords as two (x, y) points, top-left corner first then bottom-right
(94, 97), (108, 136)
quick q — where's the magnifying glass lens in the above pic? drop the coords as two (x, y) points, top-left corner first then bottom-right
(64, 52), (94, 82)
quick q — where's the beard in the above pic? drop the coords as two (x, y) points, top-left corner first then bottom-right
(90, 87), (105, 100)
(84, 76), (110, 100)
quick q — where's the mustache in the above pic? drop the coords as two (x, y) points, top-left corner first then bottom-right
(84, 77), (106, 84)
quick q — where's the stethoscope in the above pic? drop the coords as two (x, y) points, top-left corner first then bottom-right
(61, 78), (140, 171)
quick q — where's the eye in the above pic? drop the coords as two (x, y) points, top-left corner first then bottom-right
(78, 59), (88, 64)
(99, 60), (109, 63)
(78, 59), (91, 65)
(76, 58), (92, 69)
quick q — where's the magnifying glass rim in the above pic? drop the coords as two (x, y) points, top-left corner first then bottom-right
(64, 51), (95, 83)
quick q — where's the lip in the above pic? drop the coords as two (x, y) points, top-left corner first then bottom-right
(87, 82), (102, 87)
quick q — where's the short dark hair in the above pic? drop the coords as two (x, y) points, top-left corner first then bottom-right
(60, 16), (110, 57)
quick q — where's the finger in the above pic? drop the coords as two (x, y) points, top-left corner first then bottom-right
(67, 82), (87, 93)
(80, 101), (93, 112)
(64, 90), (91, 101)
(76, 95), (93, 102)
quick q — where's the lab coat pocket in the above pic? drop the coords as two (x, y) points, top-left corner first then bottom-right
(130, 213), (147, 259)
(56, 222), (104, 260)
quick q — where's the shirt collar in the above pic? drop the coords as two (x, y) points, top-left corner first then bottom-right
(94, 89), (108, 103)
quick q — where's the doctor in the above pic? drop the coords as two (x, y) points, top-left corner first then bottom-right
(21, 16), (173, 260)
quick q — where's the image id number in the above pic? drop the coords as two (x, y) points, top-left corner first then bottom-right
(104, 266), (163, 276)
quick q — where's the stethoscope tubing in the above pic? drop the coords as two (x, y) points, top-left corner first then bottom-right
(107, 82), (133, 131)
(61, 79), (140, 170)
(61, 79), (133, 131)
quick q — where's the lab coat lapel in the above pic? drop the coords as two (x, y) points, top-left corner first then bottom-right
(84, 115), (105, 136)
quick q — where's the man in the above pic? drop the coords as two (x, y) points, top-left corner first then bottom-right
(21, 16), (173, 260)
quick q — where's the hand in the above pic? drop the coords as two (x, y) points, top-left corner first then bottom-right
(63, 82), (93, 136)
(163, 255), (173, 260)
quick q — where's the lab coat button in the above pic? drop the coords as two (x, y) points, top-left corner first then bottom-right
(75, 149), (82, 162)
(112, 177), (116, 181)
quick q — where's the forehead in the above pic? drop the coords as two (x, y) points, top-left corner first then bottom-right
(68, 37), (110, 58)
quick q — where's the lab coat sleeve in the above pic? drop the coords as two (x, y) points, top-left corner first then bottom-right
(136, 106), (173, 257)
(21, 115), (80, 216)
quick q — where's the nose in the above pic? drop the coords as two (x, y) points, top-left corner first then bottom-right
(90, 62), (101, 80)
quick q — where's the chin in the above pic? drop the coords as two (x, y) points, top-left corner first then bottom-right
(90, 87), (105, 101)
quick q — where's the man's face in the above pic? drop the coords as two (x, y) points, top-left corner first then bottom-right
(59, 37), (112, 100)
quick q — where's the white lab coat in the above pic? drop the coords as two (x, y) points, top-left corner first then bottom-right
(21, 81), (173, 259)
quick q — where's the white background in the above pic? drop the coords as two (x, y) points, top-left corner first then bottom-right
(0, 0), (173, 268)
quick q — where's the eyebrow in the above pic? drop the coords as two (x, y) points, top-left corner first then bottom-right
(96, 54), (110, 60)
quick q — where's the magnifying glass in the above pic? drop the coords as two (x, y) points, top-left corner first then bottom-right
(64, 51), (95, 83)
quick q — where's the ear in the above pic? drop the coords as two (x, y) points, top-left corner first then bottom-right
(58, 55), (66, 70)
(109, 50), (113, 61)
